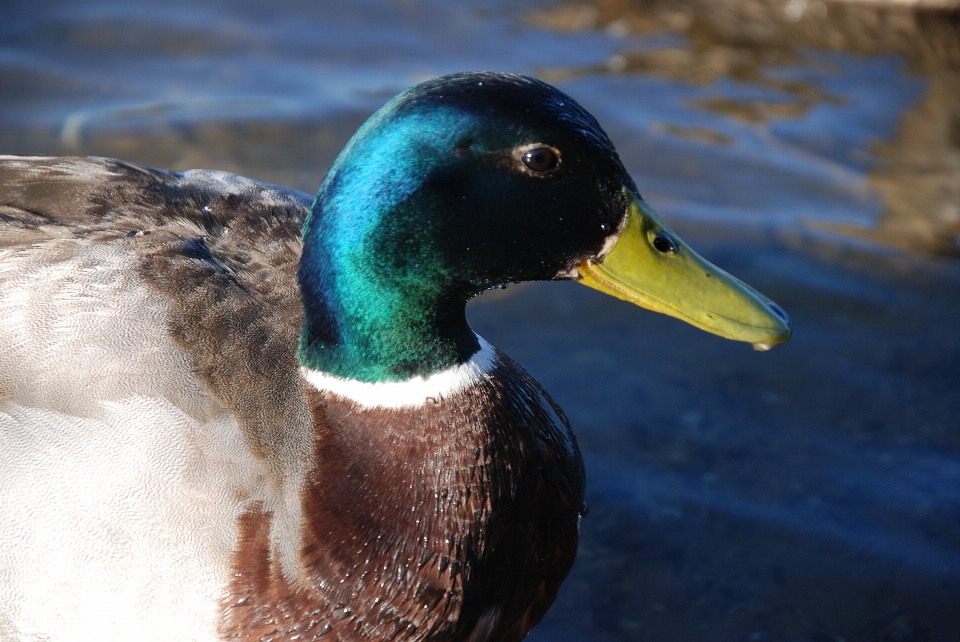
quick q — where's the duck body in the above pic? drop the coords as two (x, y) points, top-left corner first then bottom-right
(0, 73), (790, 642)
(0, 156), (582, 642)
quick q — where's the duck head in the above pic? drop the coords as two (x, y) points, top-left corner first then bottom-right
(298, 72), (791, 382)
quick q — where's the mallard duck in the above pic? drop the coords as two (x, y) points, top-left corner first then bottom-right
(0, 72), (789, 642)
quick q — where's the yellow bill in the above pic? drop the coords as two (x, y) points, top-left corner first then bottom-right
(578, 189), (791, 350)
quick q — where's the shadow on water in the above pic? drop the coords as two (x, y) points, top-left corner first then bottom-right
(2, 0), (960, 640)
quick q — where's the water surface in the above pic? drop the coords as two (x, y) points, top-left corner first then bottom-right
(2, 1), (959, 640)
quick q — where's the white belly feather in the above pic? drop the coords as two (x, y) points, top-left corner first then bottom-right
(0, 240), (274, 641)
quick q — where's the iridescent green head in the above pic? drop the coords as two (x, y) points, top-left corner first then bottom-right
(297, 72), (790, 382)
(297, 72), (633, 381)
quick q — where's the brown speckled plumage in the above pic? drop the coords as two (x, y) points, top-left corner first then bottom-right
(1, 156), (314, 464)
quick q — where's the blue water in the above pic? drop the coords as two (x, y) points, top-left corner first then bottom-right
(2, 0), (959, 640)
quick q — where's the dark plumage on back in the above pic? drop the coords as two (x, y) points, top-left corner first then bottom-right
(1, 156), (314, 461)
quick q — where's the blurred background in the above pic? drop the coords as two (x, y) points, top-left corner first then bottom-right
(2, 1), (959, 640)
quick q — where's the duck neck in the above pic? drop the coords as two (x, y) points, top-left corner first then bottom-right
(295, 103), (493, 382)
(296, 212), (479, 383)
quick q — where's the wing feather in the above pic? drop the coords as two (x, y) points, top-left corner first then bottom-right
(0, 155), (314, 461)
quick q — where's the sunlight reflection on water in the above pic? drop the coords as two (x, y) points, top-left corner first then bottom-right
(2, 1), (959, 640)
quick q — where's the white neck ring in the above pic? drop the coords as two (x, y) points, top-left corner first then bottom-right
(300, 336), (497, 410)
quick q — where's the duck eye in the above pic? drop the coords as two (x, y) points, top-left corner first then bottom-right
(652, 234), (677, 254)
(522, 147), (559, 172)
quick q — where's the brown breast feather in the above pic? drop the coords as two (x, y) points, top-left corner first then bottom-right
(221, 357), (585, 642)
